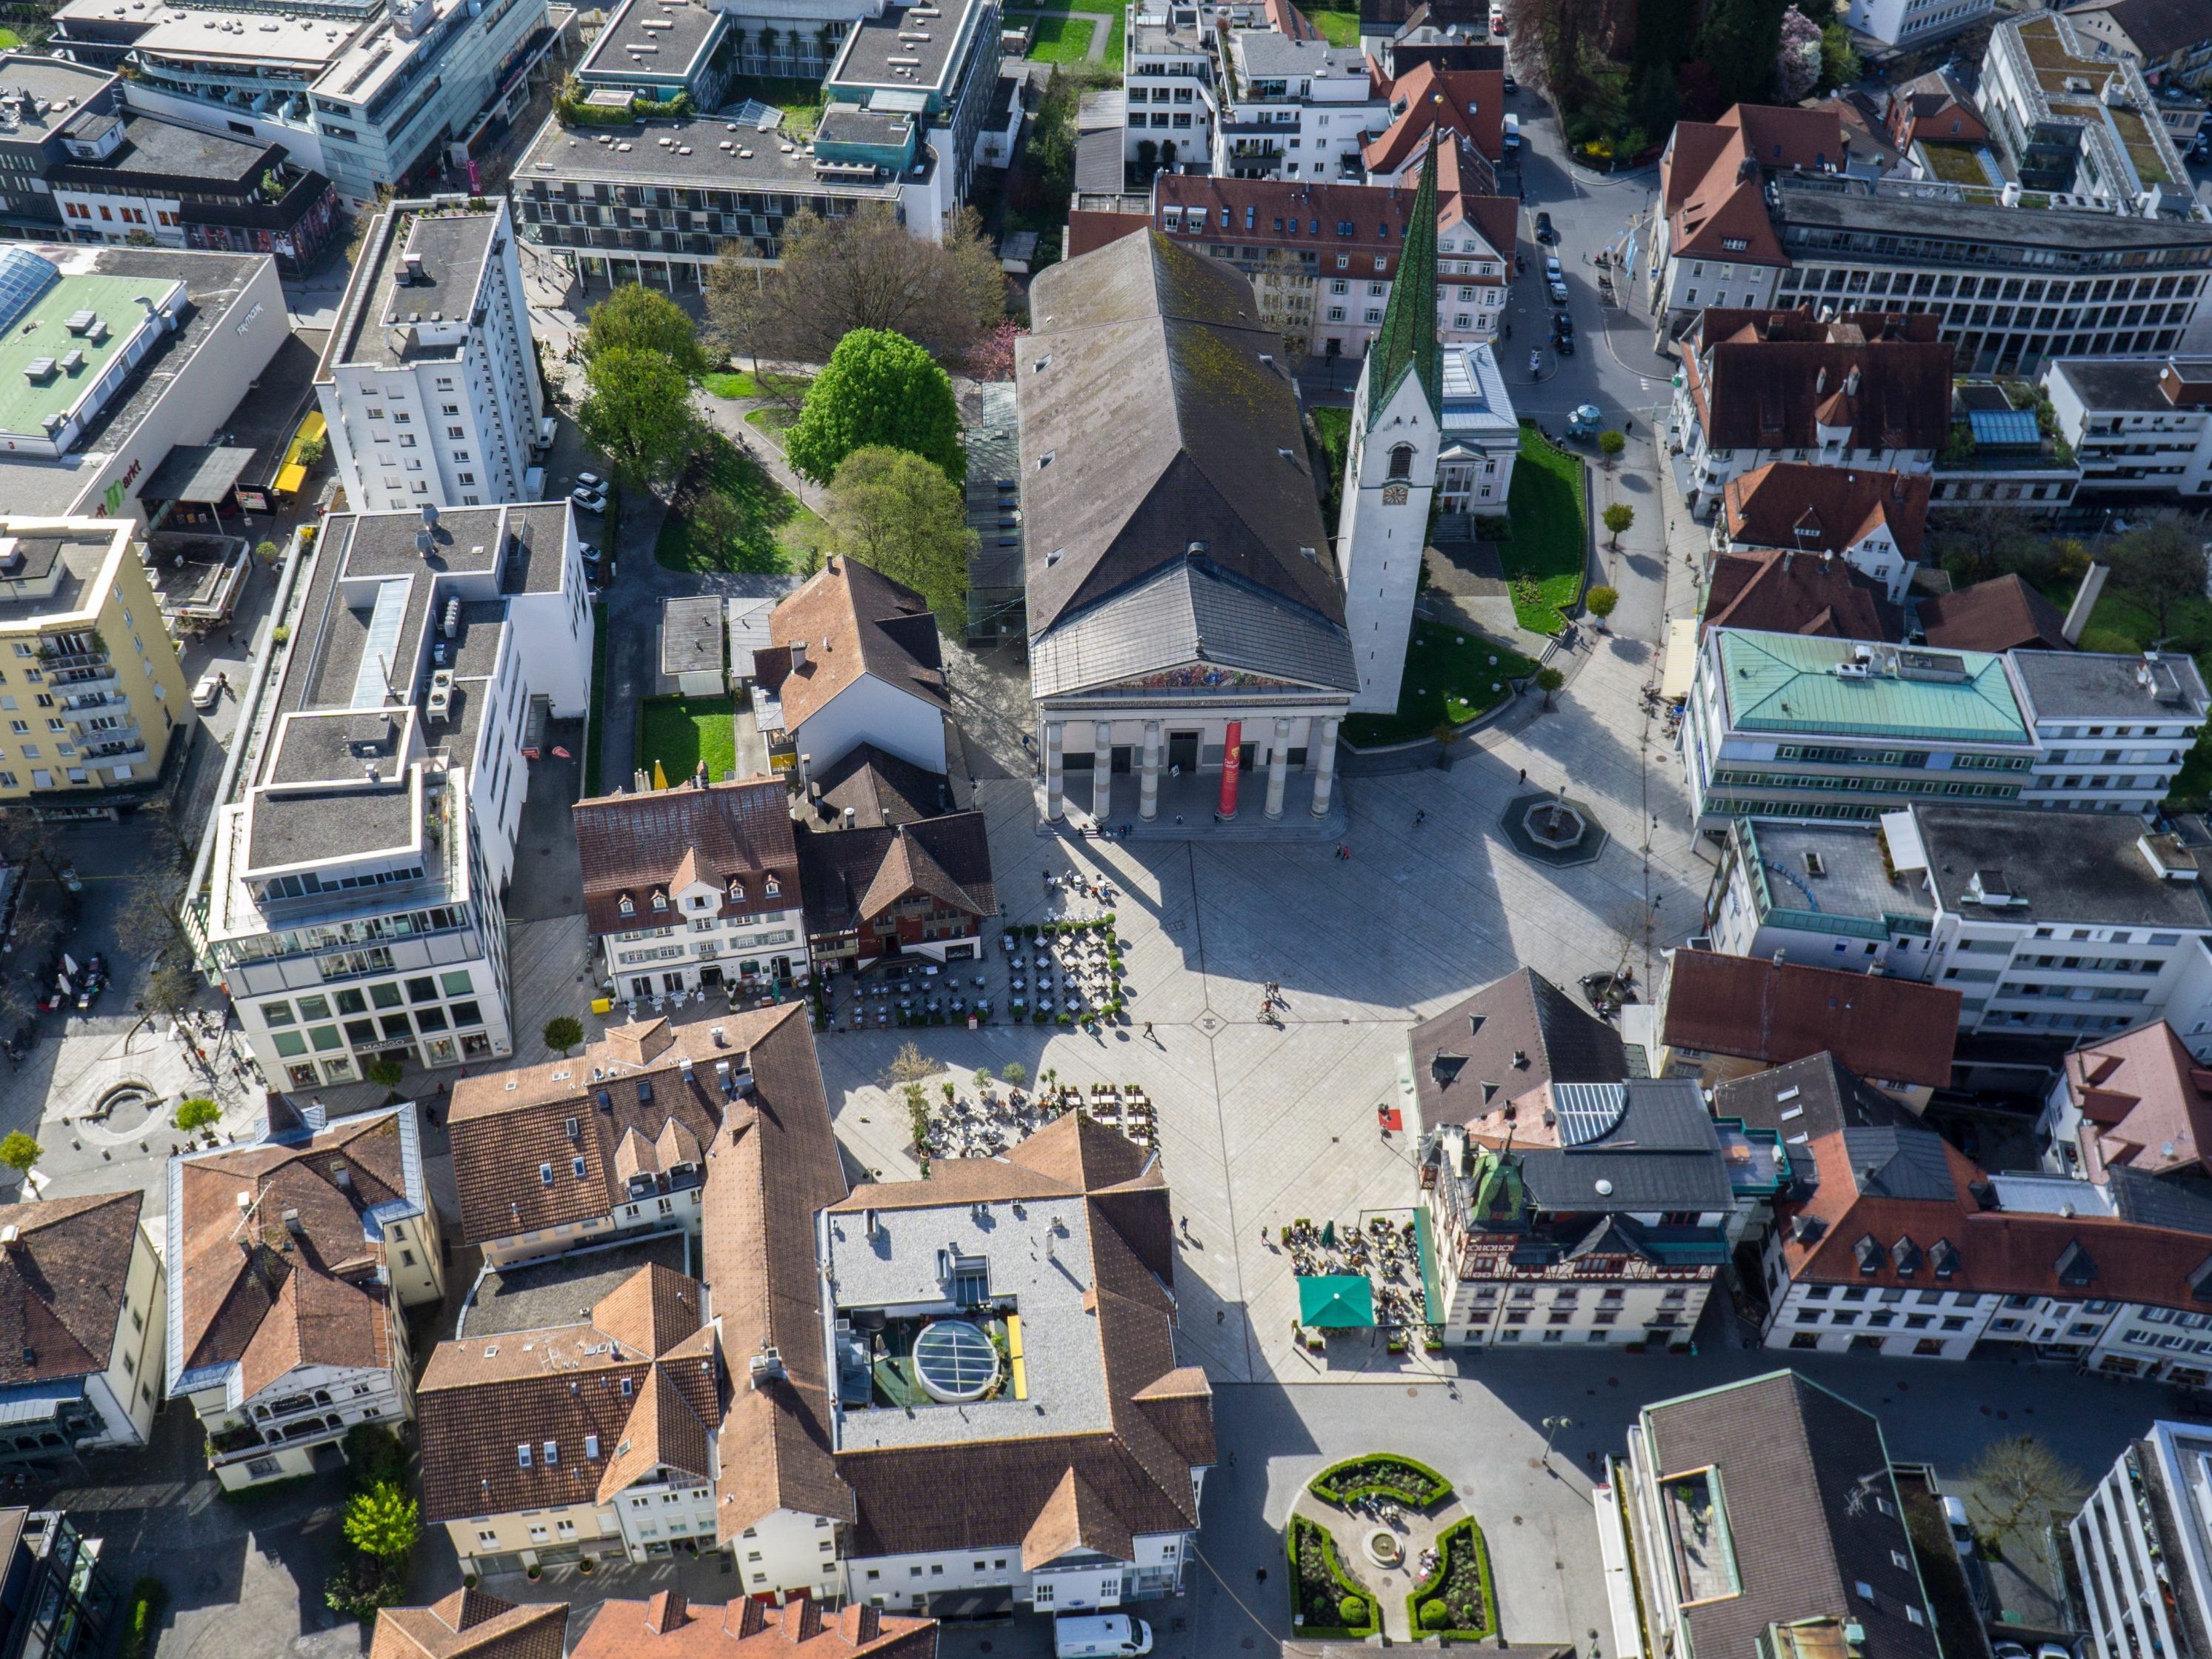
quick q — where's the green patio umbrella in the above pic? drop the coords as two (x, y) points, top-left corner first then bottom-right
(1297, 1275), (1375, 1329)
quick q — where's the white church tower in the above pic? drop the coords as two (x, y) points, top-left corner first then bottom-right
(1336, 140), (1443, 715)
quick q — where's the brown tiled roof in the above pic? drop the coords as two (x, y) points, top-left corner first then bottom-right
(806, 745), (953, 830)
(1722, 463), (1932, 567)
(170, 1106), (418, 1393)
(1885, 67), (1986, 147)
(1262, 0), (1321, 40)
(2064, 1021), (2212, 1180)
(1641, 1372), (1937, 1659)
(1776, 1124), (2212, 1314)
(702, 1005), (856, 1538)
(793, 814), (995, 940)
(1682, 309), (1953, 453)
(1701, 549), (1902, 643)
(447, 1008), (796, 1247)
(1409, 969), (1627, 1131)
(0, 1190), (141, 1387)
(1661, 950), (1960, 1089)
(415, 1265), (719, 1523)
(1155, 172), (1513, 284)
(2065, 0), (2212, 62)
(834, 1120), (1208, 1563)
(1362, 61), (1505, 172)
(765, 559), (950, 733)
(570, 1596), (935, 1658)
(1662, 105), (1845, 267)
(573, 778), (800, 938)
(370, 1589), (568, 1659)
(1917, 574), (2073, 654)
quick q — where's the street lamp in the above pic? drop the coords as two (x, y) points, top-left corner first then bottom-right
(1542, 1415), (1573, 1465)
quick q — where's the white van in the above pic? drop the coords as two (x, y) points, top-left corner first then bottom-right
(1053, 1614), (1153, 1658)
(1503, 113), (1522, 153)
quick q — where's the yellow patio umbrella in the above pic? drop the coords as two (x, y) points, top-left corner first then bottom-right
(651, 758), (669, 790)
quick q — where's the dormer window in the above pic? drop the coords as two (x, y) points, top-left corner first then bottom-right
(727, 880), (745, 902)
(764, 876), (781, 898)
(652, 892), (667, 911)
(619, 895), (634, 916)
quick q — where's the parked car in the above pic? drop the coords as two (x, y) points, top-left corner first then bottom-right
(1553, 331), (1575, 355)
(1940, 1495), (1974, 1556)
(579, 541), (602, 565)
(574, 470), (604, 492)
(190, 671), (222, 710)
(1503, 113), (1521, 153)
(1502, 70), (1516, 91)
(1055, 1618), (1152, 1659)
(1553, 311), (1575, 338)
(570, 485), (608, 514)
(1548, 279), (1570, 304)
(1534, 210), (1556, 243)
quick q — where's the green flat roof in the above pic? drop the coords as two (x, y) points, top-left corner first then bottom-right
(0, 273), (176, 445)
(1716, 630), (2031, 744)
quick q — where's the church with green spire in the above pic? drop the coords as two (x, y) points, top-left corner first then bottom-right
(1333, 144), (1446, 717)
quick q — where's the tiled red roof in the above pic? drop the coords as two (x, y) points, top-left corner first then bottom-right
(371, 1589), (567, 1659)
(1702, 548), (1902, 642)
(766, 559), (949, 733)
(1154, 171), (1513, 285)
(1662, 104), (1846, 267)
(1661, 950), (1959, 1089)
(1916, 574), (2072, 654)
(0, 1190), (141, 1388)
(1722, 463), (1932, 565)
(570, 1596), (934, 1658)
(2065, 1021), (2212, 1180)
(1683, 309), (1953, 454)
(1362, 60), (1504, 173)
(572, 778), (799, 938)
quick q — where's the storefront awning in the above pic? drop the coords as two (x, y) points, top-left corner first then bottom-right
(274, 462), (309, 495)
(1297, 1275), (1374, 1329)
(143, 444), (256, 505)
(1660, 616), (1699, 703)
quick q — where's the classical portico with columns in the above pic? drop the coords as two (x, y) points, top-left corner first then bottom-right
(1016, 227), (1359, 832)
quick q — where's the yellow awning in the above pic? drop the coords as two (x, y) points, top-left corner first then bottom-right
(297, 411), (326, 443)
(274, 462), (307, 495)
(1661, 617), (1699, 702)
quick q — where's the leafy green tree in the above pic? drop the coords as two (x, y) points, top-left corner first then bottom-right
(578, 347), (698, 489)
(255, 538), (282, 566)
(787, 330), (964, 484)
(543, 1015), (584, 1057)
(0, 1134), (39, 1176)
(824, 446), (978, 633)
(2108, 518), (2206, 639)
(1002, 1061), (1028, 1086)
(582, 284), (707, 378)
(342, 1481), (420, 1561)
(1597, 429), (1626, 467)
(1696, 0), (1789, 107)
(1534, 665), (1565, 710)
(1602, 502), (1635, 547)
(1586, 585), (1619, 621)
(173, 1098), (221, 1134)
(364, 1057), (404, 1088)
(1819, 21), (1861, 90)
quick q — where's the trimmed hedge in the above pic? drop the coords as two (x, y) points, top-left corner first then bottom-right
(1403, 1516), (1498, 1642)
(1310, 1453), (1452, 1508)
(119, 1578), (167, 1659)
(1287, 1515), (1376, 1639)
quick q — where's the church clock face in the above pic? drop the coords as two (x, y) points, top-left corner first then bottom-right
(1382, 484), (1410, 505)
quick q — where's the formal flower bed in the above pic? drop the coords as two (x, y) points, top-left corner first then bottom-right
(1287, 1514), (1377, 1639)
(1309, 1454), (1452, 1508)
(1405, 1515), (1498, 1641)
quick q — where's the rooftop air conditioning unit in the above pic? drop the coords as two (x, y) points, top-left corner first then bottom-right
(427, 669), (454, 719)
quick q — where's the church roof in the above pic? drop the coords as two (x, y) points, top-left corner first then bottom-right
(1365, 141), (1442, 431)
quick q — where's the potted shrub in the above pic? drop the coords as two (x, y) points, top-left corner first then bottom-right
(1338, 1595), (1366, 1630)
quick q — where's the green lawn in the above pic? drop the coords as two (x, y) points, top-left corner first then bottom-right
(1307, 6), (1361, 44)
(746, 404), (801, 440)
(1310, 406), (1350, 521)
(0, 30), (21, 47)
(639, 695), (738, 787)
(1342, 623), (1536, 745)
(655, 430), (817, 574)
(1011, 0), (1125, 67)
(1503, 423), (1588, 634)
(720, 76), (825, 136)
(700, 369), (809, 401)
(584, 600), (608, 796)
(1025, 13), (1098, 61)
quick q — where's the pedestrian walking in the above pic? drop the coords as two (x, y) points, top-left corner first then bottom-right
(1143, 1021), (1156, 1043)
(1518, 767), (1528, 784)
(1414, 808), (1427, 826)
(1216, 1309), (1226, 1325)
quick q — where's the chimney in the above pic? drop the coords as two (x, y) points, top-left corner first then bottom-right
(281, 1207), (303, 1239)
(1845, 366), (1862, 396)
(2062, 562), (2110, 645)
(0, 1224), (20, 1249)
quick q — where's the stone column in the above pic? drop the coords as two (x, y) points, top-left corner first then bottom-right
(1309, 717), (1342, 818)
(1139, 721), (1162, 821)
(1091, 722), (1113, 821)
(1044, 721), (1064, 821)
(1264, 718), (1291, 820)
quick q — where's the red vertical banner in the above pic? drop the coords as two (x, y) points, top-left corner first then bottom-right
(1219, 720), (1242, 818)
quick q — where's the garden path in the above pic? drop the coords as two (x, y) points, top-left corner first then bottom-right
(1289, 1487), (1471, 1643)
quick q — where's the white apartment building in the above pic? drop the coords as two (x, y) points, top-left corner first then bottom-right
(1214, 32), (1385, 180)
(1979, 13), (2196, 213)
(1842, 0), (1992, 50)
(2046, 354), (2212, 500)
(317, 197), (544, 514)
(1763, 1127), (2212, 1388)
(200, 501), (590, 1089)
(1124, 8), (1219, 166)
(1682, 629), (2209, 826)
(167, 1100), (444, 1489)
(1421, 1092), (1783, 1351)
(2073, 1421), (2212, 1659)
(51, 0), (556, 209)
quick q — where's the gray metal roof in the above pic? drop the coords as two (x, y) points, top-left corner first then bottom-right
(1018, 230), (1354, 692)
(1517, 1079), (1736, 1213)
(1840, 1125), (1956, 1201)
(2010, 647), (2211, 722)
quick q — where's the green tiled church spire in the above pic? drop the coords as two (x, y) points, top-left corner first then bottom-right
(1363, 130), (1442, 431)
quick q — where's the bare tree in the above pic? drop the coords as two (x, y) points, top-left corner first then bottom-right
(885, 1041), (941, 1089)
(704, 204), (1005, 370)
(2108, 516), (2208, 640)
(1965, 1436), (2084, 1557)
